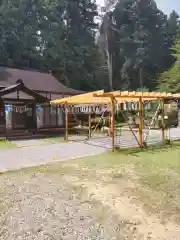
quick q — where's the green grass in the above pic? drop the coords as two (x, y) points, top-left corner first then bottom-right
(50, 141), (180, 223)
(0, 139), (16, 149)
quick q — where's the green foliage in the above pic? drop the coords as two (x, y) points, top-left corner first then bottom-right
(158, 37), (180, 93)
(0, 0), (107, 91)
(136, 87), (149, 92)
(116, 110), (126, 123)
(0, 0), (179, 92)
(99, 0), (180, 91)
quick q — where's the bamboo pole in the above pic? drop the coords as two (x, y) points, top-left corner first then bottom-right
(65, 102), (68, 141)
(161, 98), (165, 144)
(138, 97), (143, 147)
(88, 113), (91, 139)
(111, 97), (115, 151)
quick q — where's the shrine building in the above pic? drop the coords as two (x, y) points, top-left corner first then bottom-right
(0, 67), (82, 136)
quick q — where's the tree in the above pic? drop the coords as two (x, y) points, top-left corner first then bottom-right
(98, 0), (179, 91)
(158, 37), (180, 93)
(0, 0), (42, 67)
(97, 0), (118, 90)
(0, 0), (106, 91)
(0, 0), (179, 92)
(160, 11), (180, 71)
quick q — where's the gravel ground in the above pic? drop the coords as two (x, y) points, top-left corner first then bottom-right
(0, 141), (105, 173)
(0, 170), (135, 240)
(1, 127), (179, 173)
(1, 148), (180, 239)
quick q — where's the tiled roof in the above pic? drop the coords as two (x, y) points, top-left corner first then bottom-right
(0, 67), (83, 94)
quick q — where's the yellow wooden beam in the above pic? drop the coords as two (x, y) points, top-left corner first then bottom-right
(115, 97), (157, 102)
(138, 97), (143, 148)
(65, 102), (68, 141)
(51, 89), (175, 106)
(50, 90), (105, 104)
(173, 93), (180, 98)
(97, 91), (173, 99)
(63, 97), (110, 104)
(93, 93), (113, 98)
(110, 97), (115, 152)
(95, 91), (121, 97)
(161, 98), (165, 144)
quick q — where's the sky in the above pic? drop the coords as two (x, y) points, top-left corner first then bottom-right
(96, 0), (180, 15)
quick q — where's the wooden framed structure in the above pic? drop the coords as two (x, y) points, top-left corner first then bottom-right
(51, 90), (180, 151)
(0, 67), (82, 136)
(0, 79), (49, 135)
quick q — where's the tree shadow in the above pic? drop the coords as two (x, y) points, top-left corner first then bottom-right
(115, 140), (180, 157)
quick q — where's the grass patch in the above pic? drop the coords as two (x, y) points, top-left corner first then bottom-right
(0, 139), (16, 149)
(59, 141), (180, 223)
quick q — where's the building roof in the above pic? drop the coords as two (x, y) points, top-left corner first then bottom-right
(0, 79), (49, 103)
(0, 67), (82, 94)
(0, 81), (11, 88)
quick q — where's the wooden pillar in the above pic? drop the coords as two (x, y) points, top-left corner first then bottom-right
(49, 103), (51, 126)
(111, 97), (115, 151)
(161, 98), (165, 144)
(109, 110), (111, 128)
(0, 98), (6, 137)
(43, 105), (46, 126)
(65, 102), (68, 141)
(138, 97), (143, 147)
(33, 102), (37, 132)
(88, 113), (91, 139)
(56, 105), (58, 126)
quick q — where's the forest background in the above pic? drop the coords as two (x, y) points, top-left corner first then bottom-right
(0, 0), (180, 93)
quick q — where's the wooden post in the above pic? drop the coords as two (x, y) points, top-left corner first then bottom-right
(49, 103), (51, 125)
(0, 98), (6, 137)
(108, 104), (111, 127)
(111, 97), (115, 151)
(88, 113), (91, 139)
(33, 102), (37, 133)
(65, 102), (68, 141)
(138, 97), (143, 147)
(161, 98), (165, 144)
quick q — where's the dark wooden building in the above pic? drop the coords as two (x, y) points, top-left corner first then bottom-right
(0, 67), (82, 136)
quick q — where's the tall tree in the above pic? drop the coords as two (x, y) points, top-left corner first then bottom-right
(98, 0), (179, 91)
(0, 0), (106, 91)
(97, 0), (119, 90)
(62, 0), (100, 89)
(158, 36), (180, 93)
(0, 0), (41, 67)
(161, 11), (180, 70)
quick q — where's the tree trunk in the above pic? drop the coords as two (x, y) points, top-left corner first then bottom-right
(107, 50), (113, 91)
(139, 67), (143, 88)
(104, 27), (113, 91)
